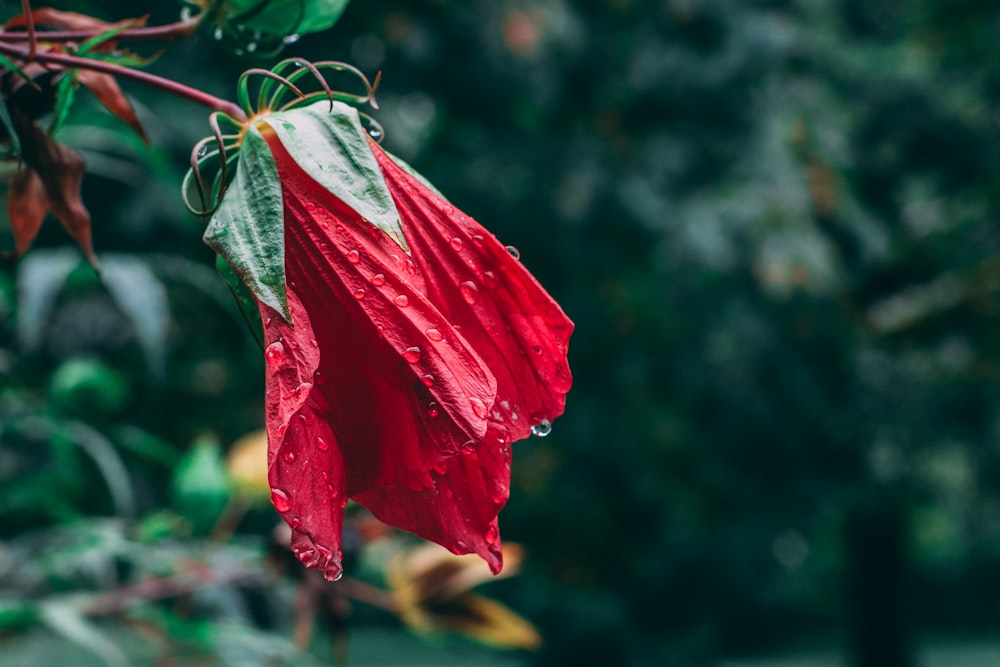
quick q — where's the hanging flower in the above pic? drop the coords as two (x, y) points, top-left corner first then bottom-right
(199, 75), (571, 581)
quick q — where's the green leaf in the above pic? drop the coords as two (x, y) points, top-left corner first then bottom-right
(265, 100), (408, 252)
(217, 254), (265, 349)
(203, 123), (288, 321)
(51, 72), (77, 136)
(0, 93), (20, 157)
(172, 435), (230, 532)
(38, 602), (131, 667)
(101, 255), (170, 380)
(224, 0), (350, 37)
(17, 249), (81, 351)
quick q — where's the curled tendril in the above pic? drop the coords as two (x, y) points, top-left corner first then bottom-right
(184, 59), (383, 217)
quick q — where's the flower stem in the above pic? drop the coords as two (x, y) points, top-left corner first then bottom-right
(0, 40), (247, 121)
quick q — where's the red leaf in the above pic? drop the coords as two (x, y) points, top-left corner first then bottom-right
(77, 70), (148, 144)
(12, 108), (97, 267)
(7, 168), (48, 256)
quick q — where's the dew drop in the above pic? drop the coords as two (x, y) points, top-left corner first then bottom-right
(460, 281), (479, 304)
(425, 327), (443, 341)
(196, 144), (209, 158)
(482, 270), (497, 287)
(428, 402), (440, 418)
(325, 567), (344, 582)
(283, 450), (297, 464)
(327, 483), (337, 500)
(368, 126), (383, 141)
(450, 237), (464, 252)
(270, 488), (291, 513)
(310, 338), (319, 348)
(403, 346), (422, 363)
(347, 249), (361, 264)
(531, 420), (553, 437)
(305, 202), (317, 211)
(506, 245), (521, 260)
(316, 436), (329, 452)
(354, 288), (366, 299)
(405, 259), (416, 274)
(444, 205), (455, 215)
(276, 423), (288, 439)
(472, 234), (484, 246)
(470, 397), (488, 419)
(422, 374), (435, 387)
(264, 341), (286, 368)
(394, 294), (409, 307)
(485, 524), (499, 545)
(371, 273), (386, 286)
(283, 33), (301, 45)
(461, 440), (477, 453)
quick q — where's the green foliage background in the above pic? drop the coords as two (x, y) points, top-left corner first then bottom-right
(4, 0), (1000, 665)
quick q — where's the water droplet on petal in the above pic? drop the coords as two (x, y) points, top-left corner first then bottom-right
(531, 420), (552, 437)
(394, 294), (409, 307)
(310, 338), (319, 348)
(460, 281), (478, 304)
(472, 235), (484, 246)
(347, 249), (361, 264)
(305, 202), (316, 211)
(325, 567), (344, 582)
(367, 126), (383, 141)
(264, 341), (286, 368)
(482, 270), (497, 287)
(444, 205), (455, 215)
(283, 450), (297, 464)
(422, 374), (435, 387)
(354, 288), (366, 299)
(372, 273), (385, 286)
(462, 440), (477, 453)
(485, 524), (499, 545)
(506, 245), (521, 260)
(271, 488), (291, 512)
(316, 436), (329, 452)
(425, 327), (443, 341)
(405, 259), (416, 274)
(403, 346), (421, 363)
(276, 423), (288, 439)
(470, 397), (488, 419)
(450, 237), (464, 252)
(327, 483), (337, 499)
(428, 402), (440, 418)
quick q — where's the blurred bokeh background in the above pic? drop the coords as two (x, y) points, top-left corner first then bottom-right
(4, 0), (1000, 665)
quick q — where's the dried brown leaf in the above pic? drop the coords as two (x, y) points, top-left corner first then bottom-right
(8, 168), (48, 256)
(76, 70), (148, 144)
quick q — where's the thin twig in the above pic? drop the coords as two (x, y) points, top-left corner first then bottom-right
(0, 16), (202, 43)
(0, 40), (247, 121)
(18, 0), (35, 59)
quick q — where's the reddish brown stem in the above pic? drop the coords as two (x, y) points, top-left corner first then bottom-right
(0, 16), (202, 43)
(18, 0), (35, 59)
(0, 40), (247, 121)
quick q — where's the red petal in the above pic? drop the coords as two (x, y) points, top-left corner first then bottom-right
(261, 289), (347, 582)
(77, 70), (148, 144)
(370, 142), (574, 442)
(261, 129), (507, 572)
(7, 168), (48, 256)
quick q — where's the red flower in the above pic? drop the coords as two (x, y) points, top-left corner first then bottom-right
(207, 102), (571, 581)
